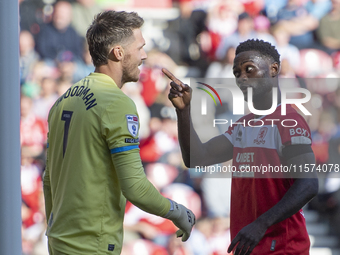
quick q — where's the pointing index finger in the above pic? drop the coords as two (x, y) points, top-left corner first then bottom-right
(228, 235), (240, 253)
(162, 68), (184, 91)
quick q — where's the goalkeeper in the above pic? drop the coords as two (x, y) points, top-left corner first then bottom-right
(43, 11), (195, 255)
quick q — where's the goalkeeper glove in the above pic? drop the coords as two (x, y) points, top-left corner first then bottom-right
(164, 199), (196, 241)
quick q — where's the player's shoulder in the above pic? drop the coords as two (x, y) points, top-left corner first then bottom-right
(272, 104), (306, 120)
(274, 104), (310, 129)
(85, 73), (136, 108)
(110, 92), (136, 111)
(274, 105), (312, 145)
(224, 114), (250, 134)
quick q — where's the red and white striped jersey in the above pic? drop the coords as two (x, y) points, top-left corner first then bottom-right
(224, 104), (312, 254)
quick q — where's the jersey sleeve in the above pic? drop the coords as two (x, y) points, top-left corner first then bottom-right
(101, 95), (171, 217)
(277, 112), (312, 156)
(223, 117), (244, 145)
(101, 95), (140, 154)
(111, 149), (171, 217)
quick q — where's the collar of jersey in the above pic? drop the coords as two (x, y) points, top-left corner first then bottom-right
(88, 72), (118, 88)
(254, 103), (282, 120)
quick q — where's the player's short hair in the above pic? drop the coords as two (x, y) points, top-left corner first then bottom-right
(235, 39), (280, 66)
(86, 11), (144, 67)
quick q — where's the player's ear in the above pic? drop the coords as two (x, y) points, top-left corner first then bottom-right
(110, 45), (124, 61)
(270, 62), (280, 77)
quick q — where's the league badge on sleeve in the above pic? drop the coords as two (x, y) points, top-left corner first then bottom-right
(126, 114), (139, 137)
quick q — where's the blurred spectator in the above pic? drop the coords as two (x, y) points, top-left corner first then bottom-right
(21, 146), (47, 255)
(56, 79), (72, 97)
(186, 217), (213, 255)
(22, 61), (57, 99)
(253, 15), (276, 46)
(20, 95), (47, 157)
(279, 58), (298, 77)
(123, 164), (179, 244)
(72, 43), (95, 82)
(328, 129), (340, 165)
(297, 48), (334, 77)
(240, 0), (265, 16)
(206, 46), (236, 78)
(20, 30), (40, 85)
(204, 0), (243, 59)
(313, 108), (340, 238)
(55, 44), (95, 84)
(124, 182), (201, 250)
(140, 86), (178, 163)
(187, 216), (231, 255)
(164, 1), (209, 76)
(71, 0), (102, 38)
(215, 12), (256, 60)
(137, 50), (179, 108)
(274, 0), (331, 49)
(121, 239), (169, 255)
(139, 111), (178, 163)
(35, 1), (83, 62)
(122, 82), (151, 140)
(167, 233), (191, 255)
(32, 77), (58, 122)
(201, 176), (231, 218)
(332, 86), (340, 122)
(139, 65), (165, 107)
(264, 0), (288, 23)
(332, 50), (340, 73)
(206, 0), (243, 38)
(55, 51), (77, 83)
(19, 0), (44, 34)
(317, 0), (340, 53)
(311, 109), (339, 164)
(21, 146), (43, 229)
(208, 217), (231, 255)
(271, 25), (301, 71)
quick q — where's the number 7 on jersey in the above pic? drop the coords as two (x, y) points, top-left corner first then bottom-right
(61, 110), (73, 157)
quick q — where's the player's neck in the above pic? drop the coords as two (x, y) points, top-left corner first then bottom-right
(252, 89), (281, 119)
(95, 64), (123, 88)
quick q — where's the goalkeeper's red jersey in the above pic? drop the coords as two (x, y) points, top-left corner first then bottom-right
(224, 105), (312, 255)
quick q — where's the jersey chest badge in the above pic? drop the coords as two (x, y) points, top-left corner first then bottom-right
(254, 127), (268, 145)
(236, 129), (243, 141)
(126, 114), (139, 137)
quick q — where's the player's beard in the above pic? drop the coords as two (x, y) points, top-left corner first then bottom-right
(121, 53), (140, 84)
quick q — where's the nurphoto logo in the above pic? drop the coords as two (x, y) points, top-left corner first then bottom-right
(198, 82), (311, 116)
(196, 80), (312, 128)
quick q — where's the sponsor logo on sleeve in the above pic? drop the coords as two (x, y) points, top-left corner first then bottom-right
(125, 138), (139, 143)
(126, 114), (139, 137)
(289, 127), (311, 145)
(289, 127), (310, 137)
(108, 244), (115, 251)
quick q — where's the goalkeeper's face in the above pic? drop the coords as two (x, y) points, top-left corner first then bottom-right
(121, 29), (147, 84)
(233, 51), (278, 102)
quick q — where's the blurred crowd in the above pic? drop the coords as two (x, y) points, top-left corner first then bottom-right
(19, 0), (340, 254)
